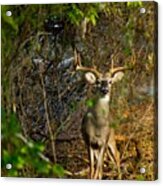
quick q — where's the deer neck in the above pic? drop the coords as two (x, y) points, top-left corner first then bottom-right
(98, 94), (110, 104)
(95, 94), (110, 114)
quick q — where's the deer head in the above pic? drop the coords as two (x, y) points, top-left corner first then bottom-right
(74, 49), (130, 97)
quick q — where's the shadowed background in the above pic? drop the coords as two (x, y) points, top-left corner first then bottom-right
(1, 1), (157, 180)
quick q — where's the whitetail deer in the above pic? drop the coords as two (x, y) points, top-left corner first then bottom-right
(74, 51), (130, 179)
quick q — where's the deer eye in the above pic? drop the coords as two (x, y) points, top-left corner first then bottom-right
(96, 80), (101, 87)
(108, 80), (112, 84)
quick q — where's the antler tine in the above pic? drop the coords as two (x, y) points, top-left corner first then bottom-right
(76, 65), (101, 78)
(74, 48), (80, 66)
(110, 67), (133, 76)
(74, 49), (101, 78)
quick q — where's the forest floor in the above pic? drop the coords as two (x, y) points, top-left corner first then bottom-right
(55, 100), (156, 180)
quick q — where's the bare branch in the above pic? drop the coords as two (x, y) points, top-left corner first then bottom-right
(40, 72), (57, 163)
(16, 133), (50, 163)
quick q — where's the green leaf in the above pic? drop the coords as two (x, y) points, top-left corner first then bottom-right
(1, 110), (21, 139)
(8, 169), (18, 177)
(20, 146), (28, 154)
(52, 164), (64, 177)
(2, 150), (11, 164)
(136, 175), (145, 181)
(37, 162), (51, 174)
(110, 122), (118, 129)
(16, 156), (25, 169)
(35, 143), (45, 152)
(90, 15), (97, 26)
(127, 2), (143, 7)
(86, 99), (95, 108)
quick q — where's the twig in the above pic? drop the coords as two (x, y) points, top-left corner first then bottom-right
(55, 115), (71, 137)
(121, 101), (153, 161)
(19, 32), (52, 51)
(111, 54), (114, 70)
(64, 170), (73, 176)
(16, 133), (50, 163)
(40, 72), (57, 163)
(73, 167), (89, 176)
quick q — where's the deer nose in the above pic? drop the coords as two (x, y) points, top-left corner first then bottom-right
(101, 87), (109, 94)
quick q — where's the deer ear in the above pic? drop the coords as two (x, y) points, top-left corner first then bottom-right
(85, 72), (96, 84)
(112, 71), (124, 83)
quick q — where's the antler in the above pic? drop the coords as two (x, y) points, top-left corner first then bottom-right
(110, 53), (133, 76)
(110, 67), (133, 76)
(74, 49), (101, 78)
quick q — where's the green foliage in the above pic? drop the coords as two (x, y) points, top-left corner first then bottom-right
(110, 122), (118, 129)
(136, 175), (145, 181)
(85, 6), (99, 26)
(68, 4), (84, 25)
(85, 98), (96, 108)
(1, 109), (64, 177)
(1, 108), (20, 138)
(67, 3), (100, 26)
(69, 101), (78, 112)
(52, 164), (65, 178)
(127, 2), (143, 7)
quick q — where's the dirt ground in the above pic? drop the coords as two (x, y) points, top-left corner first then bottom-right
(55, 100), (157, 180)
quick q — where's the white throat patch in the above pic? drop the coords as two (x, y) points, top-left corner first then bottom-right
(99, 94), (110, 103)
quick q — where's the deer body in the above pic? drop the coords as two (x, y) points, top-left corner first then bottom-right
(81, 75), (122, 179)
(82, 94), (111, 179)
(83, 94), (110, 148)
(74, 50), (130, 179)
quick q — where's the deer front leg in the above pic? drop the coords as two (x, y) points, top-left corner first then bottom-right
(108, 143), (121, 179)
(108, 129), (121, 179)
(94, 146), (105, 179)
(89, 146), (95, 179)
